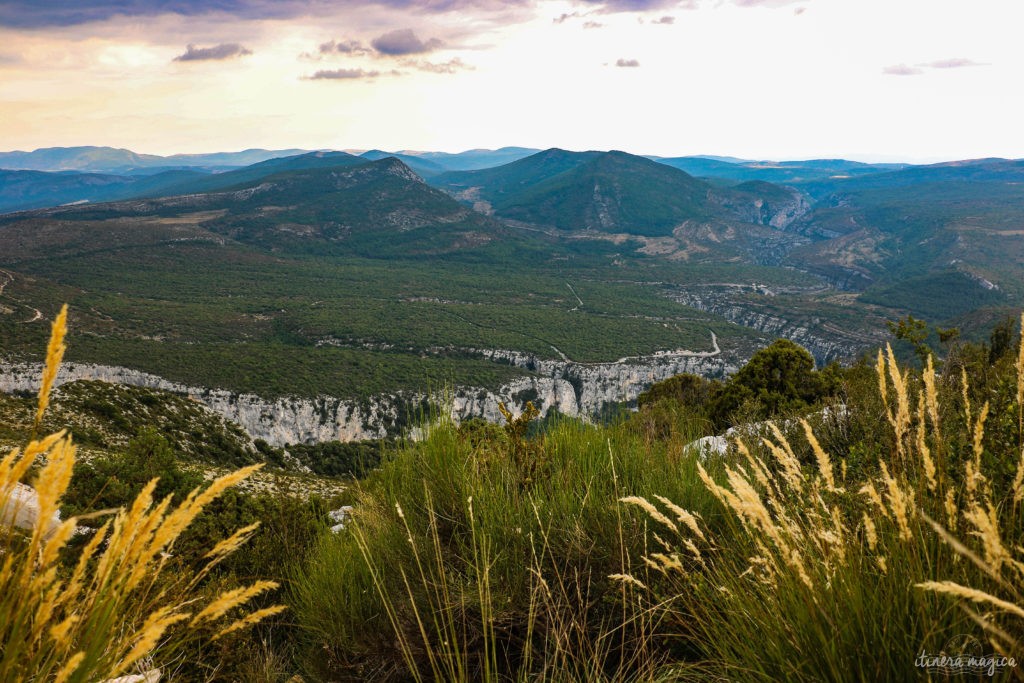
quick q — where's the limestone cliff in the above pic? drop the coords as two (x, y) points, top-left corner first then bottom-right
(0, 344), (737, 446)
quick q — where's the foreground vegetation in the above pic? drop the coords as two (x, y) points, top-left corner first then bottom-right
(289, 319), (1023, 680)
(4, 308), (1023, 680)
(0, 308), (286, 681)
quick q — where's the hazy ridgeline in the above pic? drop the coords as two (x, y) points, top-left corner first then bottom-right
(2, 308), (1023, 681)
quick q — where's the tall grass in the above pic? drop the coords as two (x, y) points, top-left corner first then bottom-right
(0, 305), (284, 682)
(296, 322), (1024, 680)
(293, 407), (721, 681)
(634, 341), (1024, 680)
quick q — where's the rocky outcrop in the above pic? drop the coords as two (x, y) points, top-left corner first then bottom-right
(0, 343), (738, 446)
(713, 185), (812, 231)
(664, 294), (874, 363)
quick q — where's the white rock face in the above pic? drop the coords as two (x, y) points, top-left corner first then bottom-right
(0, 483), (62, 537)
(0, 345), (738, 446)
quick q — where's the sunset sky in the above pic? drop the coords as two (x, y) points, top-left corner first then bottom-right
(1, 0), (1021, 161)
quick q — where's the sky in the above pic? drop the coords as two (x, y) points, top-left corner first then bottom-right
(1, 0), (1022, 162)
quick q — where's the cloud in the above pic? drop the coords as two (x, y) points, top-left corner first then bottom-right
(793, 7), (805, 15)
(319, 39), (371, 56)
(403, 57), (473, 74)
(583, 21), (604, 28)
(371, 28), (444, 56)
(883, 58), (988, 76)
(0, 0), (536, 29)
(732, 0), (805, 6)
(883, 64), (924, 76)
(920, 57), (987, 69)
(652, 15), (675, 24)
(305, 67), (402, 80)
(615, 58), (640, 67)
(0, 52), (20, 65)
(173, 43), (252, 61)
(580, 0), (679, 10)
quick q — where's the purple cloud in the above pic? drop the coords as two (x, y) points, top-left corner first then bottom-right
(652, 15), (675, 24)
(319, 39), (371, 56)
(616, 58), (640, 67)
(920, 57), (987, 69)
(0, 0), (535, 29)
(883, 64), (924, 76)
(403, 57), (473, 74)
(733, 0), (805, 6)
(173, 43), (252, 62)
(371, 29), (444, 56)
(583, 20), (604, 28)
(306, 68), (402, 80)
(580, 0), (679, 10)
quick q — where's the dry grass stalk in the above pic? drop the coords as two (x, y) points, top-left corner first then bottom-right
(736, 439), (772, 493)
(761, 437), (803, 491)
(917, 581), (1024, 620)
(961, 368), (972, 431)
(964, 502), (1011, 577)
(652, 495), (705, 542)
(619, 497), (677, 533)
(862, 513), (878, 552)
(915, 397), (937, 492)
(879, 461), (914, 541)
(859, 481), (888, 520)
(965, 402), (989, 500)
(1017, 312), (1024, 443)
(35, 304), (67, 430)
(1013, 447), (1024, 507)
(923, 354), (941, 439)
(886, 344), (911, 458)
(944, 489), (959, 531)
(607, 574), (647, 590)
(214, 605), (288, 641)
(876, 349), (889, 419)
(800, 419), (838, 492)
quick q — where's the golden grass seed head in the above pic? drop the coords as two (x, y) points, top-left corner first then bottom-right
(863, 513), (878, 551)
(964, 501), (1009, 576)
(916, 396), (937, 492)
(607, 574), (647, 590)
(619, 496), (677, 533)
(190, 580), (279, 626)
(944, 489), (959, 531)
(652, 495), (705, 541)
(801, 418), (837, 492)
(53, 651), (85, 683)
(917, 580), (1024, 620)
(213, 604), (288, 641)
(35, 304), (68, 429)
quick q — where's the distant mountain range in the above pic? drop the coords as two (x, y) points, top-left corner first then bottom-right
(2, 144), (1024, 332)
(434, 148), (808, 237)
(4, 142), (1024, 406)
(0, 146), (315, 174)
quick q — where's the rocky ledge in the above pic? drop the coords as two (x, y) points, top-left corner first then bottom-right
(0, 341), (738, 446)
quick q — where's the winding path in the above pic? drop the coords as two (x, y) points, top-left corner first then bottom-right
(0, 268), (44, 323)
